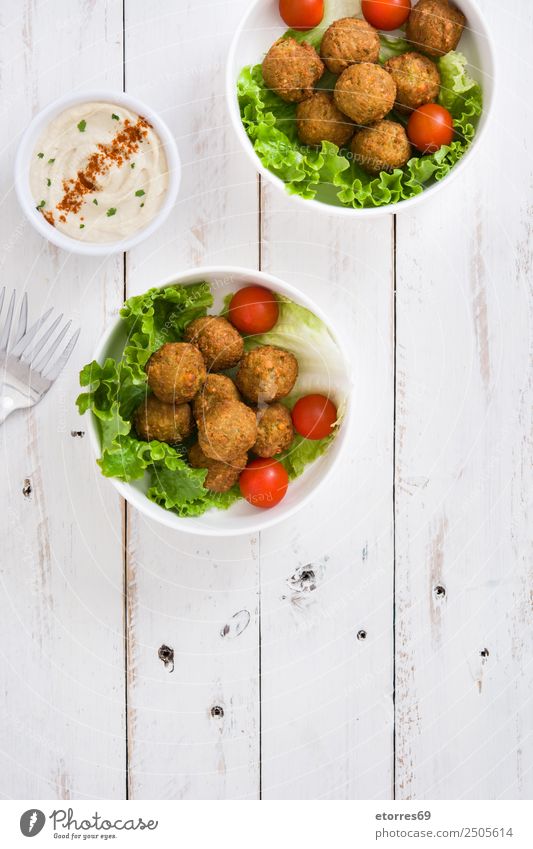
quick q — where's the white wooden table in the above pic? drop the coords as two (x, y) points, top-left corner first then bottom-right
(0, 0), (531, 800)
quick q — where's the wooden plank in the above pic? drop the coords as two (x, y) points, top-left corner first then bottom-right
(0, 0), (125, 798)
(124, 0), (261, 799)
(259, 184), (395, 799)
(395, 0), (533, 799)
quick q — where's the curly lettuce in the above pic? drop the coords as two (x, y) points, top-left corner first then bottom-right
(237, 43), (482, 210)
(76, 284), (237, 518)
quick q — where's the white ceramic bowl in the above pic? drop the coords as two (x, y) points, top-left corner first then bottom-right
(87, 266), (353, 536)
(15, 91), (181, 256)
(226, 0), (496, 217)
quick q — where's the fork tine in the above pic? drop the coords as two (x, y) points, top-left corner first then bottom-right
(33, 319), (71, 374)
(11, 307), (54, 357)
(27, 313), (63, 363)
(42, 328), (80, 382)
(15, 292), (28, 343)
(0, 290), (16, 351)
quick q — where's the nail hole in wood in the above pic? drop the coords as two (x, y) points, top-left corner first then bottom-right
(22, 478), (32, 498)
(357, 629), (367, 641)
(158, 644), (174, 672)
(434, 585), (446, 598)
(70, 430), (85, 438)
(480, 648), (489, 658)
(211, 705), (224, 718)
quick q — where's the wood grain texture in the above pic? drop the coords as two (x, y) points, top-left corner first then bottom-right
(123, 0), (261, 799)
(395, 0), (533, 800)
(0, 0), (531, 802)
(259, 184), (395, 798)
(0, 0), (125, 798)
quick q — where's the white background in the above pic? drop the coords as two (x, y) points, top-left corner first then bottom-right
(0, 0), (531, 800)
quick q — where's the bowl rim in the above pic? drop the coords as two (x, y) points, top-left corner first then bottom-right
(14, 89), (181, 256)
(86, 265), (353, 537)
(225, 0), (498, 218)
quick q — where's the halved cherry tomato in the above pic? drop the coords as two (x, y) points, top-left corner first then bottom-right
(407, 103), (454, 154)
(279, 0), (324, 31)
(239, 458), (289, 509)
(228, 285), (279, 335)
(292, 394), (337, 440)
(361, 0), (411, 31)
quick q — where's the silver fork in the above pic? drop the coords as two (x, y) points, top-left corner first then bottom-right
(0, 289), (80, 424)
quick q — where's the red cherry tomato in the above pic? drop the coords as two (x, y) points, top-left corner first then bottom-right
(407, 103), (454, 154)
(361, 0), (411, 30)
(239, 458), (289, 509)
(228, 285), (279, 335)
(291, 394), (338, 440)
(279, 0), (324, 31)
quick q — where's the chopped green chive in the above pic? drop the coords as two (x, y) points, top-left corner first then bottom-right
(46, 178), (51, 187)
(106, 207), (117, 217)
(37, 152), (44, 159)
(80, 224), (85, 229)
(36, 200), (45, 209)
(130, 162), (135, 169)
(135, 189), (145, 197)
(93, 198), (98, 205)
(77, 119), (87, 132)
(112, 113), (120, 120)
(48, 158), (55, 164)
(140, 202), (145, 208)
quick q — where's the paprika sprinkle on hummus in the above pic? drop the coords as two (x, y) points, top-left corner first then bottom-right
(30, 102), (169, 243)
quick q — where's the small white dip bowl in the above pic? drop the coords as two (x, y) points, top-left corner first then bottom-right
(15, 90), (181, 256)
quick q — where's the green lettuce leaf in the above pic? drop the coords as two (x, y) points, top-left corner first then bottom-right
(120, 281), (213, 375)
(237, 48), (482, 210)
(244, 295), (350, 415)
(278, 434), (333, 480)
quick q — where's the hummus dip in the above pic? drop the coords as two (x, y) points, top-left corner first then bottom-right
(30, 102), (169, 243)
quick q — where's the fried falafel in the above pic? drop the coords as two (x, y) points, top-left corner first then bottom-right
(188, 442), (248, 494)
(384, 51), (441, 112)
(320, 17), (380, 75)
(351, 120), (412, 174)
(334, 63), (397, 125)
(262, 37), (324, 103)
(296, 91), (354, 147)
(253, 403), (294, 458)
(193, 373), (241, 423)
(198, 399), (257, 462)
(184, 315), (244, 372)
(236, 345), (299, 404)
(406, 0), (466, 57)
(134, 395), (194, 444)
(146, 342), (206, 404)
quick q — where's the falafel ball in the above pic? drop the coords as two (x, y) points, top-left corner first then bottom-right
(134, 395), (194, 444)
(236, 345), (298, 404)
(334, 63), (396, 125)
(320, 17), (380, 75)
(384, 51), (441, 112)
(253, 403), (294, 458)
(351, 121), (412, 175)
(262, 37), (324, 103)
(406, 0), (466, 57)
(198, 399), (257, 462)
(146, 342), (206, 404)
(193, 373), (241, 423)
(184, 316), (244, 372)
(296, 91), (354, 147)
(188, 442), (247, 494)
